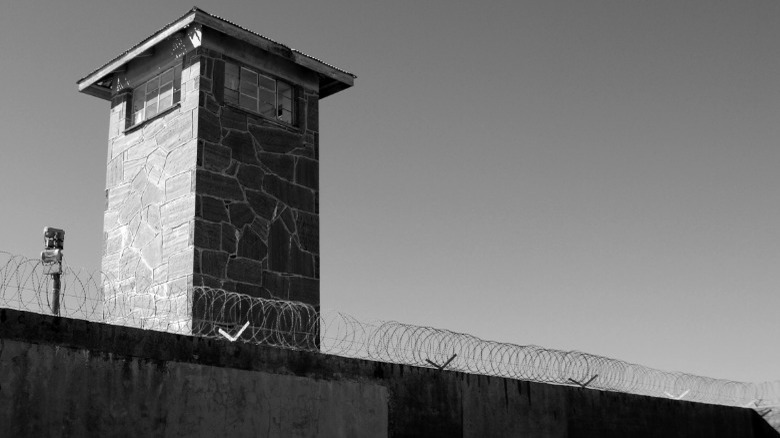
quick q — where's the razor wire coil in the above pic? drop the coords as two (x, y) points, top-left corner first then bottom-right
(1, 250), (778, 410)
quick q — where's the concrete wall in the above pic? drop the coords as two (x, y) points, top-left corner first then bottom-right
(1, 308), (777, 438)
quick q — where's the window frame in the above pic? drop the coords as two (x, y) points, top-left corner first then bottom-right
(223, 61), (296, 126)
(127, 63), (183, 129)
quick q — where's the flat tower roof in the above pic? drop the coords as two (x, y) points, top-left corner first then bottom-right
(77, 6), (355, 100)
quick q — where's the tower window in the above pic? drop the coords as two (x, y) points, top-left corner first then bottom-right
(224, 61), (294, 124)
(131, 64), (182, 126)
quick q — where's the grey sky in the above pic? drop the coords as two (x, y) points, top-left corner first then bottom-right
(1, 0), (778, 382)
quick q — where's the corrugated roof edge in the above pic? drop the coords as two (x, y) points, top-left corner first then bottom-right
(77, 6), (356, 85)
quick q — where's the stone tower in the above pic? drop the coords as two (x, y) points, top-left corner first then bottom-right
(77, 8), (354, 333)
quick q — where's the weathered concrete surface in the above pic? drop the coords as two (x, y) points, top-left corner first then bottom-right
(1, 308), (777, 438)
(1, 338), (386, 437)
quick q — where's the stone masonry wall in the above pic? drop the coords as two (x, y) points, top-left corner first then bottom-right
(102, 50), (201, 332)
(102, 38), (321, 337)
(192, 47), (320, 312)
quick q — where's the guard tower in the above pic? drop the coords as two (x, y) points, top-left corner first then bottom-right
(78, 7), (354, 334)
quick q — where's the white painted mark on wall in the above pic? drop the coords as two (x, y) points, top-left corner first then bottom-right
(663, 389), (690, 400)
(218, 321), (250, 342)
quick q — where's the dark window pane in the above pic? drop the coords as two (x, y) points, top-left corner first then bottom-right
(239, 94), (258, 112)
(259, 101), (275, 117)
(225, 62), (239, 90)
(278, 108), (293, 124)
(173, 65), (182, 104)
(160, 68), (174, 87)
(258, 74), (274, 91)
(146, 76), (159, 93)
(158, 82), (173, 111)
(278, 81), (292, 101)
(132, 90), (145, 124)
(239, 66), (258, 97)
(146, 101), (158, 119)
(258, 87), (274, 106)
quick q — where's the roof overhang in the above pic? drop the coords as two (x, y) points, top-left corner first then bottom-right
(77, 7), (355, 101)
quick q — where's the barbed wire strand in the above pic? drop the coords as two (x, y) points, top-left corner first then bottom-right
(0, 250), (777, 411)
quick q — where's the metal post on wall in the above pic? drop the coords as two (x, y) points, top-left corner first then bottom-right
(41, 227), (65, 316)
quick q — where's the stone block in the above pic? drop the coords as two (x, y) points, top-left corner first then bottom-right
(126, 138), (159, 162)
(196, 170), (244, 201)
(163, 139), (197, 177)
(118, 250), (141, 279)
(111, 128), (144, 159)
(202, 142), (231, 172)
(250, 216), (270, 241)
(104, 209), (120, 231)
(145, 205), (161, 232)
(123, 158), (146, 184)
(130, 165), (149, 193)
(165, 171), (192, 201)
(280, 207), (296, 233)
(168, 247), (194, 280)
(263, 174), (315, 213)
(258, 152), (294, 181)
(201, 196), (228, 223)
(223, 130), (259, 165)
(104, 229), (124, 256)
(200, 76), (212, 92)
(248, 124), (302, 154)
(132, 223), (157, 250)
(203, 93), (220, 114)
(118, 193), (142, 225)
(194, 219), (221, 251)
(235, 282), (267, 299)
(163, 222), (191, 259)
(236, 164), (264, 191)
(199, 109), (222, 143)
(287, 276), (319, 306)
(160, 195), (195, 230)
(294, 157), (318, 190)
(237, 226), (267, 261)
(155, 112), (193, 152)
(221, 223), (237, 254)
(268, 219), (290, 273)
(153, 262), (168, 284)
(221, 106), (247, 131)
(141, 234), (163, 271)
(262, 271), (285, 298)
(226, 257), (263, 285)
(107, 156), (123, 189)
(229, 202), (255, 228)
(192, 273), (222, 289)
(306, 94), (319, 132)
(141, 180), (165, 208)
(287, 244), (315, 278)
(294, 211), (319, 254)
(146, 148), (167, 185)
(200, 250), (228, 278)
(107, 183), (130, 210)
(142, 116), (167, 139)
(212, 59), (225, 102)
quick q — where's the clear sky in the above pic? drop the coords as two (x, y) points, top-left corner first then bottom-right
(1, 0), (778, 383)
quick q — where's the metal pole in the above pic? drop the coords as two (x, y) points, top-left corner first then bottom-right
(52, 269), (61, 316)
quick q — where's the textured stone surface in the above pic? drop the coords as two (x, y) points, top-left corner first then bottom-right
(101, 52), (201, 328)
(192, 47), (320, 309)
(102, 43), (322, 335)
